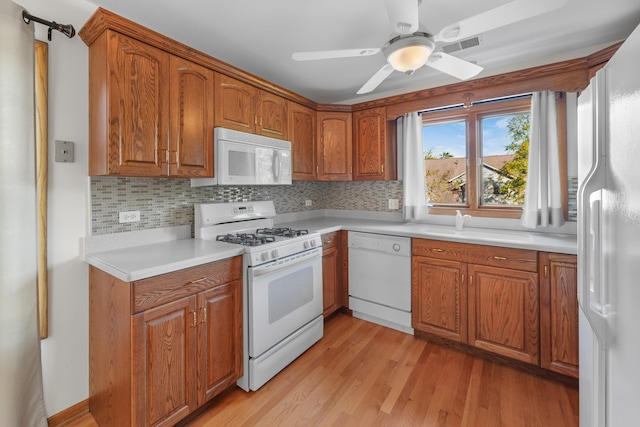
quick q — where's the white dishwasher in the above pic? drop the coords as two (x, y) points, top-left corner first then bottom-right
(348, 231), (413, 334)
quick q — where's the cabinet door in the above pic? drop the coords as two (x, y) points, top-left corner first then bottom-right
(256, 91), (288, 139)
(322, 243), (340, 317)
(133, 296), (198, 427)
(317, 111), (352, 181)
(539, 253), (579, 377)
(215, 74), (256, 133)
(468, 264), (539, 364)
(288, 101), (317, 180)
(353, 107), (391, 180)
(169, 56), (215, 177)
(412, 256), (468, 343)
(197, 279), (243, 404)
(107, 31), (170, 176)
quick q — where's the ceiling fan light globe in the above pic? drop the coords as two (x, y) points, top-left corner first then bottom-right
(387, 44), (432, 72)
(383, 35), (435, 73)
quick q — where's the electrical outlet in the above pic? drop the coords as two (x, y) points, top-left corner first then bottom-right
(305, 200), (313, 207)
(388, 199), (399, 210)
(119, 211), (140, 223)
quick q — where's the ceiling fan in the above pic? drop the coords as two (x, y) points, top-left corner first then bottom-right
(292, 0), (568, 94)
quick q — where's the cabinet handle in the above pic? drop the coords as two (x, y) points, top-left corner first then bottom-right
(544, 265), (548, 278)
(469, 275), (473, 285)
(381, 164), (384, 173)
(189, 277), (207, 285)
(432, 248), (443, 252)
(461, 274), (465, 283)
(493, 256), (508, 261)
(192, 311), (197, 328)
(201, 306), (207, 323)
(316, 165), (319, 174)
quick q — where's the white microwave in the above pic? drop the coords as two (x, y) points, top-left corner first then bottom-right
(191, 128), (292, 187)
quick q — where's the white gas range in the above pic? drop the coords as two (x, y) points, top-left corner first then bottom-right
(194, 200), (323, 391)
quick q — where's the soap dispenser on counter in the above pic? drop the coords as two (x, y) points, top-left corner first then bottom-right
(455, 210), (471, 231)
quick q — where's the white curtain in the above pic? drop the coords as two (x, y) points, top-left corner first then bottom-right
(521, 91), (565, 229)
(0, 1), (48, 426)
(400, 112), (428, 221)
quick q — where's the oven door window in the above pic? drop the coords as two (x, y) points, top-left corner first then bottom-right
(248, 255), (322, 358)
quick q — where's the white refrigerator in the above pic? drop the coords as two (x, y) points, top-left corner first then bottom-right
(577, 21), (640, 427)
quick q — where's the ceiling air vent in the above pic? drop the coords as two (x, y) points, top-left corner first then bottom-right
(441, 36), (481, 54)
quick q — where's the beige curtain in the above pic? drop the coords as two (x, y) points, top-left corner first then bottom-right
(400, 112), (428, 221)
(521, 91), (565, 229)
(0, 1), (48, 425)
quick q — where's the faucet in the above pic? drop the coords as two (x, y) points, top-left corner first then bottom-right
(455, 210), (472, 231)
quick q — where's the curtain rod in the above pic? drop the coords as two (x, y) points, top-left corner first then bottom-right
(22, 10), (76, 41)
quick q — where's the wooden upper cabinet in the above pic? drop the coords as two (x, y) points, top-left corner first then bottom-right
(539, 252), (579, 378)
(215, 74), (256, 133)
(317, 111), (352, 181)
(215, 74), (288, 139)
(353, 106), (396, 180)
(91, 30), (170, 176)
(85, 29), (216, 178)
(288, 101), (317, 180)
(170, 56), (215, 177)
(257, 91), (288, 139)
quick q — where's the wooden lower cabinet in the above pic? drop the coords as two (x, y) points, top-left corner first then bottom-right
(412, 256), (468, 343)
(468, 264), (539, 364)
(133, 297), (197, 427)
(90, 256), (243, 427)
(412, 239), (541, 366)
(322, 232), (341, 317)
(539, 252), (579, 378)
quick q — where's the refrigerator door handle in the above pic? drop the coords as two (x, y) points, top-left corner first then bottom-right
(577, 69), (610, 346)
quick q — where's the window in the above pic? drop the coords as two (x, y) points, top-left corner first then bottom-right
(422, 96), (532, 218)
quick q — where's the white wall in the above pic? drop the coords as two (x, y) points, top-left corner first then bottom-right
(14, 0), (96, 417)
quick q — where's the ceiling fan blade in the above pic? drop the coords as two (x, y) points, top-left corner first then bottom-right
(385, 0), (420, 35)
(433, 0), (568, 43)
(425, 52), (483, 80)
(292, 48), (380, 61)
(357, 64), (395, 94)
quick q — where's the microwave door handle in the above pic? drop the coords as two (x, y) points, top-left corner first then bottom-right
(273, 151), (280, 181)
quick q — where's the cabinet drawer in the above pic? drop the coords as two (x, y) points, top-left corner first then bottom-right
(321, 232), (339, 249)
(412, 239), (538, 273)
(133, 256), (242, 313)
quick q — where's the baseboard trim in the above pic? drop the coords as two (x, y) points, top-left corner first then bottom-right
(48, 399), (89, 427)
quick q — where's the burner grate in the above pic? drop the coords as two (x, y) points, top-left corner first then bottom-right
(216, 233), (276, 247)
(256, 227), (309, 237)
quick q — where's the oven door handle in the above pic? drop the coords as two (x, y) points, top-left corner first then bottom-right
(251, 248), (322, 277)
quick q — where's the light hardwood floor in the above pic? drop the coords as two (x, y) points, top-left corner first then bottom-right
(63, 313), (579, 427)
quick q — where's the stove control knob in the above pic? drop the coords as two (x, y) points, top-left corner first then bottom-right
(261, 252), (270, 262)
(304, 241), (310, 249)
(311, 240), (316, 247)
(271, 249), (279, 259)
(393, 243), (401, 252)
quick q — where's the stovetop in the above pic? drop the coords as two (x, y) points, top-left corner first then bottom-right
(194, 201), (322, 266)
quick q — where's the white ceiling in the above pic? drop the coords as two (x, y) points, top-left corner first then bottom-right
(58, 0), (640, 104)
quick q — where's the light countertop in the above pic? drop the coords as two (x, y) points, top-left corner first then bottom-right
(84, 216), (576, 282)
(84, 226), (244, 282)
(275, 216), (577, 254)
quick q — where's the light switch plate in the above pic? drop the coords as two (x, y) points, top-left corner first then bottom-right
(55, 140), (74, 163)
(388, 199), (399, 210)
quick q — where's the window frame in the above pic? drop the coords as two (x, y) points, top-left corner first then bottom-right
(421, 95), (567, 219)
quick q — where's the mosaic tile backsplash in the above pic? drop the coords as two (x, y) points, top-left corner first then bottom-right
(90, 177), (576, 235)
(90, 178), (404, 235)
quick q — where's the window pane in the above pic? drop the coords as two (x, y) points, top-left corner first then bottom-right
(480, 112), (530, 206)
(422, 119), (467, 204)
